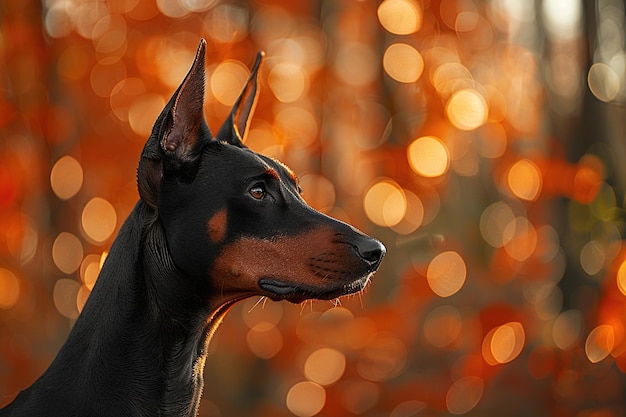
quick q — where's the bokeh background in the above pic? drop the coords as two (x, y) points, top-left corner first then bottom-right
(1, 0), (626, 415)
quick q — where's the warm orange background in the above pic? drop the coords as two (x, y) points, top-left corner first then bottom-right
(1, 0), (626, 416)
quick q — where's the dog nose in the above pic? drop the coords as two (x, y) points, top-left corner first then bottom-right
(355, 237), (386, 269)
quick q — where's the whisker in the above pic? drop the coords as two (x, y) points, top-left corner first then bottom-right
(248, 296), (266, 313)
(358, 291), (364, 309)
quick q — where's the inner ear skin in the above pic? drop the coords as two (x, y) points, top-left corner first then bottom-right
(161, 122), (212, 181)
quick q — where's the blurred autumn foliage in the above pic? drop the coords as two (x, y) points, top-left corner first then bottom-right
(2, 0), (626, 416)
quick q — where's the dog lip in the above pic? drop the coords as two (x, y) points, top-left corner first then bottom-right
(258, 278), (312, 303)
(258, 274), (373, 303)
(258, 279), (298, 296)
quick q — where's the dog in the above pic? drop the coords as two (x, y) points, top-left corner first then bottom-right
(0, 39), (385, 417)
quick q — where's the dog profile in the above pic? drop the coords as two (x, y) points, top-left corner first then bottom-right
(0, 39), (385, 417)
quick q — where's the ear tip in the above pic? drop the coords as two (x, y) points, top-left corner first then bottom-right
(253, 51), (265, 71)
(196, 39), (207, 60)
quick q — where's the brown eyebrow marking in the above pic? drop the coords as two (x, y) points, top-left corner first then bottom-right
(272, 159), (299, 184)
(264, 168), (279, 180)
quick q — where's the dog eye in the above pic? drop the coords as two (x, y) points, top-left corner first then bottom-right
(249, 184), (266, 200)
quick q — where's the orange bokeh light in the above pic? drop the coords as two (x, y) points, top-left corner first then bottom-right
(286, 381), (326, 417)
(446, 89), (488, 131)
(268, 63), (308, 103)
(427, 251), (467, 297)
(446, 376), (484, 415)
(507, 159), (542, 201)
(377, 0), (423, 35)
(585, 325), (615, 363)
(79, 254), (102, 291)
(0, 269), (20, 309)
(52, 232), (84, 275)
(304, 348), (346, 386)
(210, 60), (249, 106)
(81, 197), (117, 244)
(407, 136), (450, 178)
(50, 156), (83, 200)
(363, 180), (407, 227)
(491, 322), (525, 364)
(383, 43), (424, 83)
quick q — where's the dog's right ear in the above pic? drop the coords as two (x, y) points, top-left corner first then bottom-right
(216, 51), (265, 147)
(137, 39), (210, 210)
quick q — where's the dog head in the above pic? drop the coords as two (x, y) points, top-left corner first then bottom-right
(137, 39), (385, 309)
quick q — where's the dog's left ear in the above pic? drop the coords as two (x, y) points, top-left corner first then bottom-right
(138, 39), (210, 209)
(216, 51), (265, 147)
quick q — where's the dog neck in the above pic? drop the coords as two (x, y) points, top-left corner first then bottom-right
(36, 201), (226, 416)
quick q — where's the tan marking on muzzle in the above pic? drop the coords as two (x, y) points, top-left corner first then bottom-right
(208, 226), (366, 305)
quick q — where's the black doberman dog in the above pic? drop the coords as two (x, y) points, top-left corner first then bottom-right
(0, 39), (385, 417)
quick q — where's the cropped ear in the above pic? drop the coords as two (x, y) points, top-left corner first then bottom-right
(217, 51), (265, 147)
(138, 39), (210, 209)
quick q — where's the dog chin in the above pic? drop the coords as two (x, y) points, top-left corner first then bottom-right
(258, 274), (373, 304)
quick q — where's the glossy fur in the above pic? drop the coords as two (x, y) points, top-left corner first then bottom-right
(0, 39), (385, 417)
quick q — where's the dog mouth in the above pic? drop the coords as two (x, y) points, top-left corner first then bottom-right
(258, 274), (373, 304)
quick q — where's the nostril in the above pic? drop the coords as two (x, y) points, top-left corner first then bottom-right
(356, 238), (386, 267)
